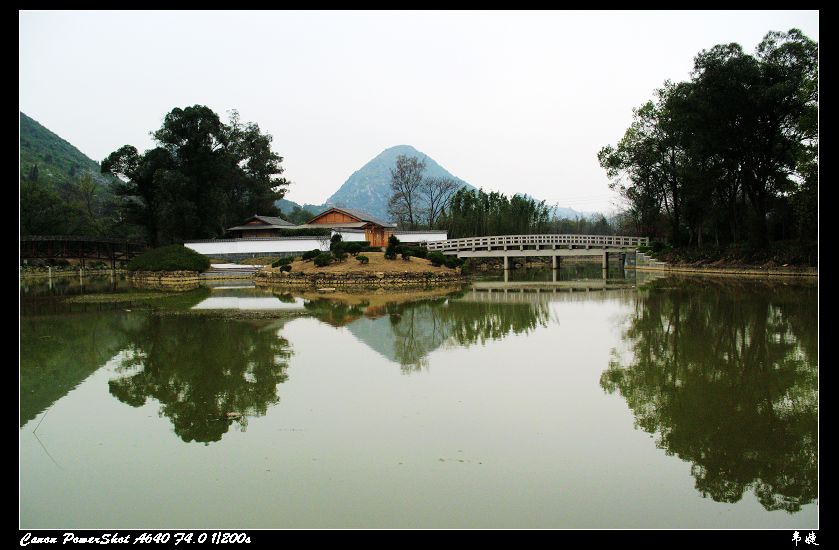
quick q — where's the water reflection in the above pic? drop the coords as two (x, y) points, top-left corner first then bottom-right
(601, 277), (817, 512)
(108, 316), (293, 444)
(20, 311), (138, 425)
(304, 292), (551, 372)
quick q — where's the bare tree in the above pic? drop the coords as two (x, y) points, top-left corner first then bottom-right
(387, 192), (411, 228)
(420, 177), (459, 227)
(389, 155), (426, 229)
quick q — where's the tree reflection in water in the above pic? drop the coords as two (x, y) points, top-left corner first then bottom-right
(601, 278), (817, 512)
(109, 316), (292, 444)
(304, 295), (550, 372)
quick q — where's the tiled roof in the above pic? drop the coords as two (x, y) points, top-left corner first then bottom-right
(253, 215), (294, 226)
(226, 214), (295, 232)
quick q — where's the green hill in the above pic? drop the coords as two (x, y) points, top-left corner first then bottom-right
(20, 112), (111, 187)
(20, 112), (139, 238)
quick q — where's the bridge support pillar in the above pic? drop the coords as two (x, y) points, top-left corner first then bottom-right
(551, 255), (558, 270)
(503, 256), (509, 270)
(602, 251), (608, 273)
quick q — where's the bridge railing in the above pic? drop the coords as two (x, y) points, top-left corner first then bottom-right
(425, 234), (649, 251)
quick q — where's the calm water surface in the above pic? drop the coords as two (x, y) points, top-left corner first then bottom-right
(19, 269), (818, 528)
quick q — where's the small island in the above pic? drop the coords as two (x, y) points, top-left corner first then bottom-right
(256, 250), (467, 289)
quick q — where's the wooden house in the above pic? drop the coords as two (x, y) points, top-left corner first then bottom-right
(306, 208), (396, 247)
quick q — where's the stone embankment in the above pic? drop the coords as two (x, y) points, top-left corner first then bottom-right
(256, 269), (467, 289)
(127, 271), (202, 289)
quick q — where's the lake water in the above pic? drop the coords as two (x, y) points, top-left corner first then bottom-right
(19, 267), (818, 528)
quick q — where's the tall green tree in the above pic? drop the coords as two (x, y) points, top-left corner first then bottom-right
(102, 106), (290, 245)
(598, 29), (818, 248)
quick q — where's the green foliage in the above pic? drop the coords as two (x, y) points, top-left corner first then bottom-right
(428, 251), (446, 267)
(330, 233), (343, 252)
(302, 249), (322, 261)
(401, 246), (428, 259)
(333, 250), (348, 262)
(356, 255), (370, 265)
(101, 106), (290, 246)
(20, 113), (133, 238)
(360, 245), (382, 252)
(279, 264), (292, 272)
(460, 258), (475, 275)
(384, 234), (401, 260)
(401, 252), (411, 261)
(342, 241), (370, 255)
(444, 256), (462, 269)
(271, 256), (294, 268)
(650, 241), (668, 254)
(441, 188), (552, 238)
(282, 205), (317, 225)
(127, 244), (210, 272)
(598, 29), (818, 247)
(313, 253), (333, 267)
(600, 279), (816, 511)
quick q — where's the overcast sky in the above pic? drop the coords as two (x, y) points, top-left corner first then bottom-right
(19, 10), (818, 214)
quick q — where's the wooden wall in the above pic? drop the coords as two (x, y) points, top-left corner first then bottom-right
(311, 211), (359, 224)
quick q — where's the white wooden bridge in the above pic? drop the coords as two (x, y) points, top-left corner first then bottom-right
(425, 234), (649, 269)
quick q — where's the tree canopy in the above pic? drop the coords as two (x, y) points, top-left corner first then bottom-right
(598, 29), (817, 247)
(102, 106), (290, 245)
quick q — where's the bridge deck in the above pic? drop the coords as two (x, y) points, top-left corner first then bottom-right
(426, 234), (647, 256)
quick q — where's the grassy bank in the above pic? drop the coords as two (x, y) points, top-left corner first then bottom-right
(650, 240), (817, 269)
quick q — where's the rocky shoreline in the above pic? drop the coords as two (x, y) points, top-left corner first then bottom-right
(628, 264), (817, 277)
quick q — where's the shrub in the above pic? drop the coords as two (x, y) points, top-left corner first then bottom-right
(302, 249), (322, 261)
(460, 258), (475, 275)
(384, 235), (401, 260)
(279, 264), (292, 272)
(409, 246), (428, 259)
(650, 241), (667, 254)
(428, 251), (447, 267)
(444, 256), (462, 269)
(128, 245), (210, 272)
(330, 233), (343, 253)
(343, 242), (363, 255)
(313, 253), (333, 267)
(360, 245), (382, 252)
(271, 256), (295, 268)
(333, 250), (348, 262)
(401, 252), (411, 261)
(356, 255), (369, 265)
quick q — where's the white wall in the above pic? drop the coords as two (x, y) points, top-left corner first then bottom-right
(337, 231), (367, 242)
(185, 237), (330, 256)
(394, 231), (448, 242)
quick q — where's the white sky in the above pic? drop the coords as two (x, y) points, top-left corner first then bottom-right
(19, 10), (818, 214)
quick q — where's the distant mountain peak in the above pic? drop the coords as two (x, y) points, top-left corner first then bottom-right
(277, 145), (602, 222)
(322, 145), (472, 221)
